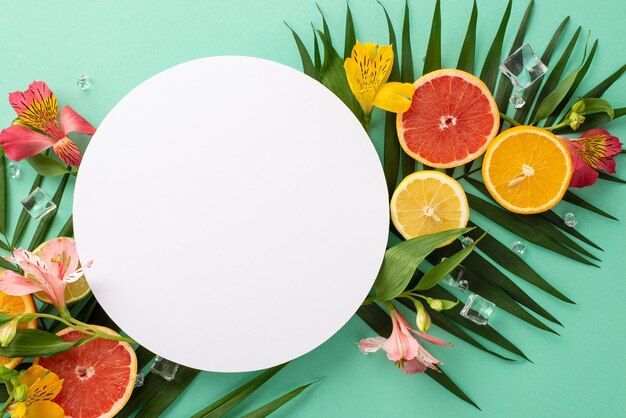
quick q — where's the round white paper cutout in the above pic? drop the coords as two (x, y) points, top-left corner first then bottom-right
(73, 56), (389, 372)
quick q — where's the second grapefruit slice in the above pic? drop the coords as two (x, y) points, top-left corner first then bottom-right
(37, 326), (137, 418)
(397, 69), (500, 168)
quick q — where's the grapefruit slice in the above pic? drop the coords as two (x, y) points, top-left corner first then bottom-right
(397, 69), (500, 168)
(482, 126), (573, 214)
(37, 326), (137, 418)
(0, 291), (37, 369)
(390, 171), (469, 244)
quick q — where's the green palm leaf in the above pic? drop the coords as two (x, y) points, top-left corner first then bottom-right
(0, 156), (6, 237)
(456, 0), (478, 73)
(118, 366), (200, 418)
(286, 24), (318, 80)
(479, 0), (512, 93)
(423, 0), (441, 75)
(191, 365), (287, 418)
(28, 173), (70, 251)
(401, 0), (417, 177)
(11, 174), (42, 247)
(528, 26), (582, 124)
(426, 286), (531, 361)
(343, 4), (356, 59)
(466, 192), (598, 266)
(513, 16), (569, 124)
(241, 380), (320, 418)
(561, 190), (618, 220)
(544, 39), (598, 126)
(582, 64), (626, 98)
(494, 0), (534, 112)
(465, 222), (574, 303)
(378, 1), (402, 194)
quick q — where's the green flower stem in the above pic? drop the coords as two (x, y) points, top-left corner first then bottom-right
(16, 313), (136, 344)
(543, 119), (570, 132)
(66, 316), (136, 344)
(22, 312), (89, 334)
(0, 395), (14, 414)
(499, 112), (521, 127)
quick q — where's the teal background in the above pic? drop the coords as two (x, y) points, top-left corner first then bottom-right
(0, 0), (625, 416)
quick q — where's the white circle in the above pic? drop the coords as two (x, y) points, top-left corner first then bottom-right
(73, 56), (389, 372)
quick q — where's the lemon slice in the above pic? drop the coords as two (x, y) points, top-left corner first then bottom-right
(391, 171), (469, 242)
(482, 126), (573, 214)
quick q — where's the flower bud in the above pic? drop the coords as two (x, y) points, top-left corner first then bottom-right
(0, 318), (18, 348)
(415, 301), (431, 333)
(428, 299), (444, 311)
(569, 112), (586, 131)
(571, 100), (586, 114)
(13, 383), (28, 402)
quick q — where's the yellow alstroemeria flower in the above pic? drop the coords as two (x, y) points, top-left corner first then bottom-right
(344, 41), (414, 125)
(8, 365), (64, 418)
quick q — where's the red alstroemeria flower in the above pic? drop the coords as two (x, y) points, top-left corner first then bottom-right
(559, 129), (623, 188)
(0, 81), (95, 166)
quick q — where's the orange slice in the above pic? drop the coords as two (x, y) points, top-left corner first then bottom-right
(482, 126), (573, 214)
(397, 69), (500, 168)
(390, 171), (469, 243)
(0, 290), (37, 369)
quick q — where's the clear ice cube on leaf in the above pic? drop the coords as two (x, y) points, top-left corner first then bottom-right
(20, 187), (56, 220)
(460, 294), (496, 325)
(500, 44), (548, 90)
(150, 356), (179, 381)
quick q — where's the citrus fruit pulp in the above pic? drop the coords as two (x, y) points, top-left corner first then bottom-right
(0, 291), (37, 369)
(397, 69), (500, 168)
(37, 326), (137, 418)
(33, 239), (91, 305)
(34, 276), (91, 306)
(390, 171), (469, 243)
(482, 126), (573, 214)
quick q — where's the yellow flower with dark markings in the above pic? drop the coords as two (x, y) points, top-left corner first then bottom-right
(344, 41), (414, 127)
(8, 365), (64, 418)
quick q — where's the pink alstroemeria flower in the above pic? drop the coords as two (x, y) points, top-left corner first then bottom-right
(357, 309), (451, 374)
(0, 81), (95, 166)
(559, 129), (623, 188)
(0, 238), (92, 314)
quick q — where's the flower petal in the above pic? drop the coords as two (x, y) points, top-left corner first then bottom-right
(0, 125), (55, 161)
(40, 238), (79, 280)
(52, 137), (82, 166)
(570, 163), (599, 188)
(22, 365), (63, 402)
(372, 82), (415, 113)
(60, 106), (96, 135)
(581, 129), (623, 157)
(9, 81), (62, 137)
(399, 358), (427, 374)
(415, 331), (453, 346)
(0, 271), (42, 296)
(21, 401), (65, 418)
(382, 310), (419, 361)
(64, 260), (92, 283)
(357, 336), (387, 354)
